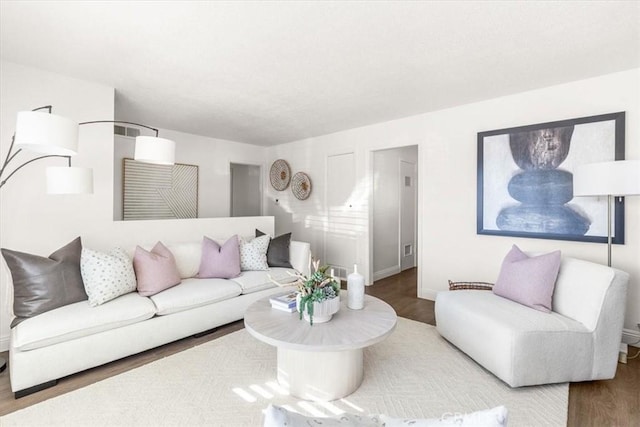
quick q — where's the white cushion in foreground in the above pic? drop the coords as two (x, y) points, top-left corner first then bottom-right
(381, 406), (508, 426)
(263, 404), (508, 427)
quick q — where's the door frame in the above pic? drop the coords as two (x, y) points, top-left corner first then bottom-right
(368, 144), (421, 294)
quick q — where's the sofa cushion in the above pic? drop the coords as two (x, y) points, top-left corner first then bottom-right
(134, 242), (182, 296)
(448, 280), (493, 291)
(231, 268), (297, 294)
(492, 245), (561, 313)
(240, 235), (270, 271)
(380, 406), (508, 427)
(289, 240), (311, 276)
(12, 292), (156, 351)
(1, 237), (88, 327)
(81, 247), (137, 306)
(552, 257), (618, 331)
(149, 278), (242, 315)
(164, 242), (202, 279)
(256, 229), (293, 268)
(198, 236), (241, 279)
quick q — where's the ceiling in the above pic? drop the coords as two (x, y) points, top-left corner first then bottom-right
(1, 1), (639, 146)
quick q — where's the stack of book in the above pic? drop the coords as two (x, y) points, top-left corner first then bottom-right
(270, 291), (298, 313)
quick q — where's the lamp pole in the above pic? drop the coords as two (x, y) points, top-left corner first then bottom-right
(607, 194), (612, 267)
(1, 106), (56, 374)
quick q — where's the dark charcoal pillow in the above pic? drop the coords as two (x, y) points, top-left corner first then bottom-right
(1, 237), (87, 327)
(255, 229), (293, 268)
(448, 280), (494, 291)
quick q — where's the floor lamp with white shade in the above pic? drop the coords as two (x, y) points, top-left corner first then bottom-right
(573, 160), (640, 267)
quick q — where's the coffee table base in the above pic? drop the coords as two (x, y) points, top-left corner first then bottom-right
(277, 347), (364, 401)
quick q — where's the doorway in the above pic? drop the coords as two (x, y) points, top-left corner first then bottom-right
(230, 163), (262, 217)
(372, 145), (418, 281)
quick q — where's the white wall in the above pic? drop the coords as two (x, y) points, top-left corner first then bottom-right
(372, 145), (418, 280)
(266, 140), (372, 278)
(114, 130), (267, 220)
(266, 69), (640, 335)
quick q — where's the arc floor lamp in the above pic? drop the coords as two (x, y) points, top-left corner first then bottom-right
(0, 106), (176, 373)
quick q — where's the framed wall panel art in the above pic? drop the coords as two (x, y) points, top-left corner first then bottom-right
(123, 158), (199, 220)
(477, 112), (625, 243)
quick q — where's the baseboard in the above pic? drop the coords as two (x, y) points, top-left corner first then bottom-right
(373, 266), (400, 282)
(622, 327), (640, 345)
(419, 288), (437, 301)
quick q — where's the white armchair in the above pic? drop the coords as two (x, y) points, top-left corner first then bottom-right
(435, 256), (629, 387)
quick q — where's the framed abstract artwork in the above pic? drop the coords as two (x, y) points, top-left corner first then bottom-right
(123, 158), (199, 220)
(477, 112), (625, 243)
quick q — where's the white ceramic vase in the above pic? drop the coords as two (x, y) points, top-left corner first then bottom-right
(296, 294), (341, 324)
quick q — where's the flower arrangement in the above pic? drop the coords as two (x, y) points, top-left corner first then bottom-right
(273, 259), (340, 324)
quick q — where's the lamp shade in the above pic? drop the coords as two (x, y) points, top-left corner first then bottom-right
(134, 136), (175, 165)
(14, 111), (79, 156)
(573, 160), (640, 197)
(46, 167), (93, 194)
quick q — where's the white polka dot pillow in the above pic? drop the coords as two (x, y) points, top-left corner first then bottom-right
(239, 235), (270, 271)
(81, 247), (137, 306)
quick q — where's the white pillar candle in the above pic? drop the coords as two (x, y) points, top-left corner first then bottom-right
(347, 264), (365, 310)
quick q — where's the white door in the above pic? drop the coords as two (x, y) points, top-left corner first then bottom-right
(400, 160), (417, 271)
(325, 152), (356, 279)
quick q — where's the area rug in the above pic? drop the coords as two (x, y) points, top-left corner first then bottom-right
(0, 318), (568, 426)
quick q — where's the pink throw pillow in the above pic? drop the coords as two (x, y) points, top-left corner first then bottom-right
(133, 242), (182, 296)
(492, 245), (561, 313)
(198, 235), (241, 279)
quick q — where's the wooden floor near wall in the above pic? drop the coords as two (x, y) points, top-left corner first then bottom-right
(0, 267), (638, 425)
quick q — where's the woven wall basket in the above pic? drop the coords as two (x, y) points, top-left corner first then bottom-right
(270, 159), (291, 191)
(291, 172), (312, 200)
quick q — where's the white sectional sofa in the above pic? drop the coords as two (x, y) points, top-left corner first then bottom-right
(7, 219), (310, 398)
(435, 256), (629, 387)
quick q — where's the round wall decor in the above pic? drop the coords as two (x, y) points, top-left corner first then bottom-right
(270, 159), (291, 191)
(291, 172), (312, 200)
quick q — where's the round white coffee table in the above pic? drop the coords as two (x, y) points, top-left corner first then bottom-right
(244, 292), (397, 401)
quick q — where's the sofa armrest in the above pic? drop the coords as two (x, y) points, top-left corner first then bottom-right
(289, 241), (311, 277)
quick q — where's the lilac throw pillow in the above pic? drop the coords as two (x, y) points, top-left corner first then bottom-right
(198, 235), (241, 279)
(133, 242), (182, 296)
(492, 245), (561, 313)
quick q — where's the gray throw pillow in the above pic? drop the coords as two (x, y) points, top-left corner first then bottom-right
(255, 229), (293, 268)
(1, 237), (88, 327)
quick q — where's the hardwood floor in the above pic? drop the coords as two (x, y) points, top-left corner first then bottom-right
(0, 267), (637, 426)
